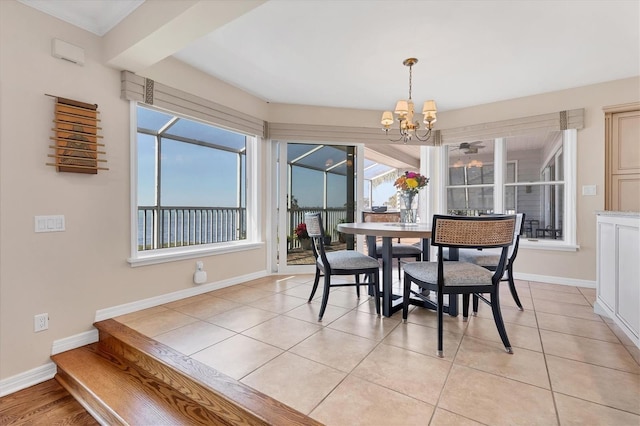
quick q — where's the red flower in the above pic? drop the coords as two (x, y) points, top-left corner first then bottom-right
(295, 223), (309, 239)
(394, 171), (429, 194)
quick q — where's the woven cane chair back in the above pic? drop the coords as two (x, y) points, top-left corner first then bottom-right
(432, 215), (516, 249)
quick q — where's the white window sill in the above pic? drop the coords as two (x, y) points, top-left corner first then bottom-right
(520, 239), (579, 252)
(128, 241), (264, 267)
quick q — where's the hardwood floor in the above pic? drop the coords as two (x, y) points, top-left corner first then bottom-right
(0, 379), (98, 425)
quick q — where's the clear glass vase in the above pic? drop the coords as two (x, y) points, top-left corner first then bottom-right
(400, 192), (418, 223)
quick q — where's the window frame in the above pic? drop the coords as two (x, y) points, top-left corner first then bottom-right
(441, 129), (578, 251)
(128, 102), (263, 267)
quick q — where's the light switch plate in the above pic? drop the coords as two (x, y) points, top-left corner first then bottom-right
(582, 185), (597, 196)
(35, 215), (65, 232)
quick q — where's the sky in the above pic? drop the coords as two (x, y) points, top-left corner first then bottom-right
(137, 107), (245, 208)
(137, 108), (397, 210)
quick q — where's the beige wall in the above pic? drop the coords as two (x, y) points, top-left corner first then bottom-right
(1, 0), (639, 383)
(0, 1), (269, 380)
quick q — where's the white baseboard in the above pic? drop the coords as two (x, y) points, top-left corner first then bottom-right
(52, 329), (99, 355)
(0, 329), (101, 397)
(13, 269), (593, 399)
(95, 269), (269, 321)
(1, 270), (270, 398)
(514, 272), (596, 289)
(0, 362), (57, 397)
(593, 300), (610, 317)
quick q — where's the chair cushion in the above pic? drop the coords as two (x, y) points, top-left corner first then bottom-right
(376, 243), (422, 256)
(319, 250), (380, 270)
(444, 247), (501, 267)
(403, 261), (493, 286)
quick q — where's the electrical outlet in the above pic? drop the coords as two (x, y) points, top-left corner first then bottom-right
(34, 313), (48, 332)
(196, 261), (203, 271)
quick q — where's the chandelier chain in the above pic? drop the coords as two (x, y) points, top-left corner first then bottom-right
(408, 64), (412, 100)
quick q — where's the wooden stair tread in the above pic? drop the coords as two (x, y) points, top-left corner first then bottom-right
(53, 318), (321, 425)
(0, 378), (99, 425)
(94, 319), (320, 426)
(52, 344), (216, 425)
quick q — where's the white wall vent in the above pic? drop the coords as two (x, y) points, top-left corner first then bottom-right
(51, 38), (84, 66)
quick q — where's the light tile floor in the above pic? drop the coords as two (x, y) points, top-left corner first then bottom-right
(115, 274), (640, 425)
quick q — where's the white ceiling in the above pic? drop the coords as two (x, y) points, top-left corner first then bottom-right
(17, 0), (640, 167)
(18, 0), (144, 36)
(19, 0), (639, 113)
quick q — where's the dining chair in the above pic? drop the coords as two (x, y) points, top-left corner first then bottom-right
(447, 213), (526, 311)
(402, 214), (516, 357)
(375, 241), (422, 280)
(305, 212), (381, 321)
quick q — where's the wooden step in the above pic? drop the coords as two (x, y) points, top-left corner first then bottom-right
(53, 344), (217, 425)
(52, 319), (321, 426)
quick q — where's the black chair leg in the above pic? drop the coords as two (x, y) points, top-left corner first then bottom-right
(506, 265), (523, 310)
(367, 272), (376, 298)
(318, 275), (331, 322)
(372, 272), (381, 316)
(490, 290), (513, 354)
(462, 293), (470, 321)
(402, 274), (411, 321)
(308, 267), (321, 302)
(437, 287), (444, 358)
(355, 274), (360, 298)
(472, 294), (479, 315)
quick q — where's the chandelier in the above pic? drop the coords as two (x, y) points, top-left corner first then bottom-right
(381, 58), (437, 144)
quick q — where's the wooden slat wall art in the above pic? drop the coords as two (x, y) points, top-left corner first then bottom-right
(46, 95), (108, 174)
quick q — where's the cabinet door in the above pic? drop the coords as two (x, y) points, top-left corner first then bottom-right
(597, 222), (616, 311)
(617, 224), (640, 338)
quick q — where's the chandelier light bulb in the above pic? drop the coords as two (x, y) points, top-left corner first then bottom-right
(394, 100), (409, 116)
(381, 111), (394, 127)
(422, 100), (436, 114)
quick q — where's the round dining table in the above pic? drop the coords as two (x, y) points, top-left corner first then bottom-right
(337, 222), (458, 317)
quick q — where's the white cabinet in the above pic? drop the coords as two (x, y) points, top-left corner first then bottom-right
(595, 212), (640, 348)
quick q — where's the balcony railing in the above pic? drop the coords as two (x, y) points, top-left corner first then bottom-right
(138, 206), (348, 252)
(138, 206), (246, 251)
(288, 208), (348, 250)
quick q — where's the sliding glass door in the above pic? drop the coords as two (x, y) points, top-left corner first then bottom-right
(276, 142), (356, 272)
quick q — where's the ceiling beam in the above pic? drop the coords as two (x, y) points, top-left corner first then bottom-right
(103, 0), (266, 72)
(365, 145), (419, 169)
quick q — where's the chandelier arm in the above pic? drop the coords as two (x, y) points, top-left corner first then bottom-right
(384, 129), (405, 143)
(413, 128), (433, 143)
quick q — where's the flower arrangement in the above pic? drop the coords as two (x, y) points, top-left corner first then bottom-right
(394, 171), (429, 194)
(294, 223), (309, 240)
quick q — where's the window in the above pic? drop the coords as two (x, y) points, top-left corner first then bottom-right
(132, 105), (256, 263)
(447, 140), (496, 215)
(505, 133), (565, 240)
(445, 130), (577, 249)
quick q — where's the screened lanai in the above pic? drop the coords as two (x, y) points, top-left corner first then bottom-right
(136, 105), (248, 251)
(285, 142), (400, 251)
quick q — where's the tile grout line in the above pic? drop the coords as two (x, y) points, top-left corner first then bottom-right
(531, 281), (563, 426)
(305, 313), (403, 418)
(120, 275), (639, 424)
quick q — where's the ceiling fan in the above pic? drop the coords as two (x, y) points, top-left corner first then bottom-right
(451, 141), (485, 154)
